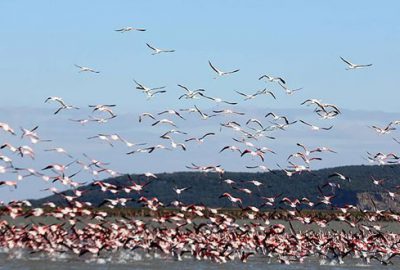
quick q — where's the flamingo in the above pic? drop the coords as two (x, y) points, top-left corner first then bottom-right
(208, 60), (239, 78)
(340, 56), (372, 70)
(146, 43), (175, 55)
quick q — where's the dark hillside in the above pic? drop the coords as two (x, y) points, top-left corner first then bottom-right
(31, 164), (400, 210)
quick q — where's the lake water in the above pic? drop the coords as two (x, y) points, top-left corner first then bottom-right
(0, 250), (398, 270)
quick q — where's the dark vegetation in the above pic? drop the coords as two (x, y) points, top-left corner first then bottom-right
(31, 164), (400, 213)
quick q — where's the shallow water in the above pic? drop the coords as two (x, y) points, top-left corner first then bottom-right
(0, 250), (398, 270)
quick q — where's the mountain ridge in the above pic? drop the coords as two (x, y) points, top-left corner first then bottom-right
(31, 164), (400, 210)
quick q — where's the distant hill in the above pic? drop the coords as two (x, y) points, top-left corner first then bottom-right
(31, 164), (400, 211)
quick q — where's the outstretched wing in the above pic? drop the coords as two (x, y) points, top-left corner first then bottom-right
(299, 120), (312, 127)
(200, 132), (215, 140)
(357, 64), (373, 67)
(208, 61), (220, 74)
(235, 90), (248, 97)
(178, 84), (189, 92)
(225, 69), (240, 75)
(277, 77), (286, 84)
(340, 56), (353, 66)
(146, 43), (156, 51)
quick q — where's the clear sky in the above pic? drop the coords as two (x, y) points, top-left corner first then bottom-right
(0, 0), (399, 112)
(0, 1), (400, 201)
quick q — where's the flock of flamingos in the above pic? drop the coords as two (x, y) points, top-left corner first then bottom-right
(1, 24), (400, 266)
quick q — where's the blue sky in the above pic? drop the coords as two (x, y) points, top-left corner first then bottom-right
(0, 1), (400, 201)
(0, 1), (399, 112)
